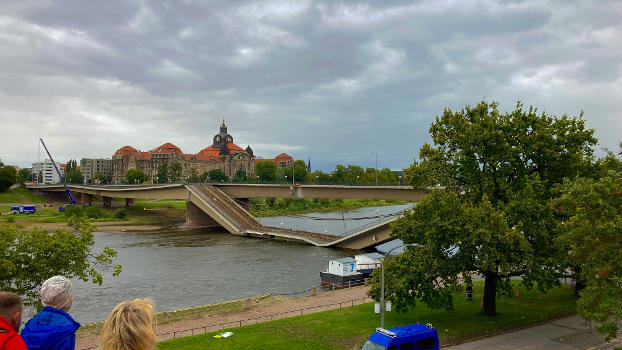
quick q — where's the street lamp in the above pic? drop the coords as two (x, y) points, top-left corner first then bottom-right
(357, 175), (359, 184)
(380, 243), (420, 329)
(370, 152), (378, 186)
(399, 175), (402, 186)
(315, 176), (318, 184)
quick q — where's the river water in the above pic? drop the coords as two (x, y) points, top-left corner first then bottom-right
(68, 204), (412, 324)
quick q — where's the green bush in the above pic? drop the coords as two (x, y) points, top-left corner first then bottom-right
(7, 216), (15, 223)
(64, 205), (84, 217)
(112, 208), (126, 219)
(84, 206), (103, 219)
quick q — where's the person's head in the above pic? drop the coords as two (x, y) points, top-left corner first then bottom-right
(0, 291), (23, 332)
(101, 298), (156, 350)
(40, 276), (73, 311)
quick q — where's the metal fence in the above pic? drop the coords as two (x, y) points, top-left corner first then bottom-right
(78, 295), (372, 350)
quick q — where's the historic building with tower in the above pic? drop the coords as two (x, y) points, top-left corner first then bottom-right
(111, 120), (288, 183)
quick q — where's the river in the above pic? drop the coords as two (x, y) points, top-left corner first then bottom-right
(67, 204), (412, 324)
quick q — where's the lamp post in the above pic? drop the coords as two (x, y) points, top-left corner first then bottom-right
(370, 152), (378, 186)
(380, 243), (420, 329)
(357, 175), (359, 185)
(292, 161), (295, 186)
(315, 176), (318, 184)
(399, 175), (402, 186)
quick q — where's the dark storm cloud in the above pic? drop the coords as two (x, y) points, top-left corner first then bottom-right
(0, 0), (620, 169)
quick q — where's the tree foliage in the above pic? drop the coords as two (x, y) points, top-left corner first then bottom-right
(233, 169), (247, 183)
(292, 160), (308, 183)
(64, 168), (83, 184)
(157, 162), (168, 183)
(126, 169), (148, 184)
(0, 163), (17, 191)
(168, 162), (182, 182)
(0, 217), (122, 309)
(18, 168), (33, 186)
(203, 169), (227, 183)
(255, 160), (279, 181)
(553, 152), (622, 340)
(370, 101), (596, 316)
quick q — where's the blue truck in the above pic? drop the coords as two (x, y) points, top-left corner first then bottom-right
(361, 324), (439, 350)
(10, 205), (37, 214)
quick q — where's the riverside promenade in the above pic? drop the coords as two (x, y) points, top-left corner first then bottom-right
(446, 315), (621, 350)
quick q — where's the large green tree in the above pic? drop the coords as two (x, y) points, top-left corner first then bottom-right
(202, 169), (227, 183)
(17, 168), (33, 186)
(292, 159), (309, 184)
(64, 167), (84, 184)
(370, 101), (596, 316)
(126, 169), (148, 184)
(553, 152), (622, 340)
(168, 162), (182, 182)
(0, 163), (17, 192)
(157, 162), (169, 183)
(255, 160), (279, 182)
(0, 217), (122, 308)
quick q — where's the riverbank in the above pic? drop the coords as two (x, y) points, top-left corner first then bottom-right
(250, 198), (409, 217)
(75, 285), (371, 350)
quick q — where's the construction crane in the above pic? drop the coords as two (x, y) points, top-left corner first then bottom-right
(39, 138), (76, 205)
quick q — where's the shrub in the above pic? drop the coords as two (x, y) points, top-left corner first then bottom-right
(112, 208), (126, 219)
(64, 205), (84, 217)
(84, 206), (103, 219)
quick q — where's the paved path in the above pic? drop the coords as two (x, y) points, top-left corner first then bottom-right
(446, 315), (621, 350)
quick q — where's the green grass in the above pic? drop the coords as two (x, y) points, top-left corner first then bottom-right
(135, 200), (187, 212)
(0, 187), (47, 203)
(158, 282), (576, 350)
(251, 198), (408, 217)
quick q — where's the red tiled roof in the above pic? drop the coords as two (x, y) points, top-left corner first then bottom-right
(154, 142), (183, 154)
(195, 142), (248, 160)
(274, 153), (292, 161)
(136, 152), (151, 159)
(114, 145), (138, 156)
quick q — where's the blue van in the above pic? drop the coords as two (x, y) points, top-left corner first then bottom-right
(361, 324), (439, 350)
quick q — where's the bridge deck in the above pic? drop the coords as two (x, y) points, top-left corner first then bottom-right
(29, 183), (411, 249)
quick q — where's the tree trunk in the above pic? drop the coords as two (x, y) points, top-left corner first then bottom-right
(482, 272), (497, 316)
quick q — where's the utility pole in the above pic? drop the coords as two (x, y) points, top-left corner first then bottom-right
(371, 152), (378, 186)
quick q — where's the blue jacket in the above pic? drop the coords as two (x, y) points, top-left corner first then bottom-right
(21, 307), (80, 350)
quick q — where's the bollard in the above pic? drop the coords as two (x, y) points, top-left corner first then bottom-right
(364, 278), (369, 286)
(332, 283), (335, 291)
(311, 287), (317, 296)
(348, 281), (351, 288)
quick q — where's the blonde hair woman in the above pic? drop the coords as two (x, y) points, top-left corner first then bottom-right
(101, 298), (156, 350)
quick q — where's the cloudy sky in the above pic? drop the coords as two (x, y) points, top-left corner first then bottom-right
(1, 0), (620, 171)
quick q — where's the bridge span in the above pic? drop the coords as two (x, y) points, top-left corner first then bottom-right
(28, 183), (422, 249)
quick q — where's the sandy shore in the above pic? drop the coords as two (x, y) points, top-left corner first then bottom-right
(75, 285), (371, 350)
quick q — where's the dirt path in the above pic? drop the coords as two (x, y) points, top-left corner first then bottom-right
(76, 285), (371, 350)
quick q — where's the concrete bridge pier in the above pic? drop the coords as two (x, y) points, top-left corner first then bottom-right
(125, 198), (135, 207)
(186, 201), (221, 228)
(80, 193), (92, 206)
(102, 196), (112, 208)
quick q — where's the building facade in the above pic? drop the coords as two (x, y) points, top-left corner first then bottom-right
(32, 159), (65, 184)
(80, 158), (113, 183)
(112, 120), (268, 183)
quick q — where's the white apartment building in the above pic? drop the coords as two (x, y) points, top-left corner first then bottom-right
(32, 159), (65, 184)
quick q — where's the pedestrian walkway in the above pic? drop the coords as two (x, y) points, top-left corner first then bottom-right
(446, 315), (621, 350)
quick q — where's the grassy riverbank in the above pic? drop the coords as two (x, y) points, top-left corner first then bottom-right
(157, 281), (576, 350)
(250, 198), (409, 217)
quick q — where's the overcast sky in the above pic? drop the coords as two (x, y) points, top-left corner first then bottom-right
(0, 0), (620, 171)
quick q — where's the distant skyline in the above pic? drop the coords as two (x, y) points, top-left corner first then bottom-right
(1, 1), (620, 171)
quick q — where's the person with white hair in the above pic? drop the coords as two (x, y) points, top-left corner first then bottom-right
(21, 276), (81, 350)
